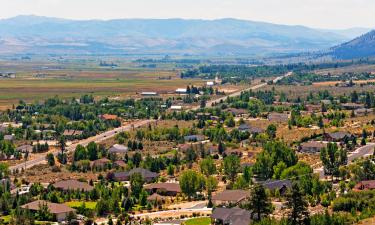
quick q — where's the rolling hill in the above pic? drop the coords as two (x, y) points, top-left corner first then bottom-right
(0, 15), (369, 56)
(329, 30), (375, 59)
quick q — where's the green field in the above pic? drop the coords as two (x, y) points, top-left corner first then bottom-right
(184, 217), (211, 225)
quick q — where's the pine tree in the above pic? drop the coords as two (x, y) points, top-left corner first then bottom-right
(286, 183), (310, 225)
(244, 184), (273, 221)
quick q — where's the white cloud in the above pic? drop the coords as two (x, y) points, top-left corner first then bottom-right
(0, 0), (374, 29)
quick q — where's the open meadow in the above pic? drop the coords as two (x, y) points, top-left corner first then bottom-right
(0, 60), (205, 109)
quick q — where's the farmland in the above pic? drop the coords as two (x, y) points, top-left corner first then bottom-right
(0, 60), (206, 109)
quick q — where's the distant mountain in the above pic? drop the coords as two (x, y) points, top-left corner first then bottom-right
(0, 15), (369, 56)
(329, 30), (375, 59)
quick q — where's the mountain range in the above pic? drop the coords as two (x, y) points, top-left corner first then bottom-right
(0, 15), (371, 57)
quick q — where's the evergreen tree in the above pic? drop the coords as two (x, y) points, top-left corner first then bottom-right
(244, 184), (273, 221)
(286, 183), (310, 225)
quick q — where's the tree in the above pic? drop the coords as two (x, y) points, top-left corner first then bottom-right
(266, 124), (277, 139)
(132, 152), (142, 167)
(223, 155), (241, 183)
(286, 183), (310, 225)
(74, 145), (87, 161)
(87, 142), (98, 161)
(200, 157), (216, 176)
(320, 143), (347, 180)
(130, 172), (144, 198)
(218, 141), (226, 155)
(244, 184), (273, 221)
(58, 135), (66, 155)
(179, 170), (205, 200)
(205, 176), (218, 194)
(46, 153), (55, 166)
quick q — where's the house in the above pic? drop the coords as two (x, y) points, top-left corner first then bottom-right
(224, 149), (243, 157)
(53, 180), (93, 192)
(354, 180), (375, 191)
(21, 200), (75, 222)
(238, 124), (251, 132)
(141, 92), (158, 97)
(100, 114), (118, 120)
(324, 132), (353, 142)
(170, 105), (183, 111)
(16, 144), (33, 153)
(212, 190), (249, 205)
(354, 108), (373, 116)
(321, 100), (332, 105)
(113, 168), (159, 182)
(268, 113), (289, 123)
(3, 134), (15, 141)
(226, 108), (249, 117)
(211, 207), (252, 225)
(184, 135), (205, 142)
(108, 144), (128, 154)
(91, 158), (111, 169)
(144, 182), (181, 196)
(261, 179), (292, 195)
(175, 88), (187, 94)
(305, 104), (321, 112)
(299, 141), (327, 154)
(113, 160), (127, 168)
(342, 103), (364, 110)
(147, 193), (166, 202)
(63, 130), (83, 139)
(206, 81), (214, 86)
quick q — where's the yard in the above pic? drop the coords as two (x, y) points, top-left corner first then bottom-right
(183, 217), (211, 225)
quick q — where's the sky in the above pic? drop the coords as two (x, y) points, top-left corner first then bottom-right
(1, 0), (374, 29)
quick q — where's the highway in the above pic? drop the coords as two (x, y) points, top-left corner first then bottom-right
(10, 72), (292, 172)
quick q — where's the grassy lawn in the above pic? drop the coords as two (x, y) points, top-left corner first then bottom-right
(0, 215), (11, 223)
(184, 217), (211, 225)
(65, 201), (97, 209)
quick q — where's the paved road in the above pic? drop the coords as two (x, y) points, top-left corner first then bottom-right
(314, 143), (375, 179)
(192, 72), (292, 110)
(10, 72), (292, 172)
(10, 119), (153, 172)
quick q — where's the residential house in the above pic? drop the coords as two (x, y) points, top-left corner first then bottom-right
(141, 92), (158, 97)
(3, 134), (15, 141)
(144, 182), (181, 196)
(113, 168), (159, 182)
(108, 144), (128, 154)
(91, 158), (111, 169)
(324, 132), (353, 142)
(184, 135), (205, 142)
(211, 207), (252, 225)
(113, 160), (126, 168)
(354, 180), (375, 191)
(175, 88), (187, 95)
(268, 113), (289, 123)
(354, 108), (373, 116)
(342, 103), (364, 110)
(261, 179), (292, 195)
(16, 144), (33, 153)
(53, 180), (93, 192)
(226, 108), (249, 117)
(100, 114), (118, 120)
(63, 130), (83, 139)
(212, 190), (249, 205)
(299, 141), (327, 154)
(21, 200), (75, 222)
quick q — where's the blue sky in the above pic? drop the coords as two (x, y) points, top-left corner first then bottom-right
(1, 0), (374, 29)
